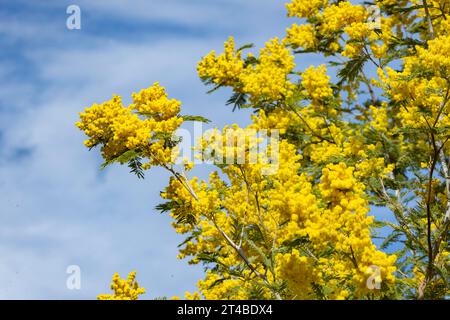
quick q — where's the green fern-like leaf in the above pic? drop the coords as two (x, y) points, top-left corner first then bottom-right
(227, 92), (248, 111)
(128, 157), (145, 179)
(180, 115), (211, 123)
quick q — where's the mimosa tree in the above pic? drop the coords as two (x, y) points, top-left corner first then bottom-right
(77, 0), (449, 300)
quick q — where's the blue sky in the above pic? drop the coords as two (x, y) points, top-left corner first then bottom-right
(0, 0), (394, 299)
(0, 0), (299, 299)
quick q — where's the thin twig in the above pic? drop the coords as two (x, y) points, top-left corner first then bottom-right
(423, 0), (436, 39)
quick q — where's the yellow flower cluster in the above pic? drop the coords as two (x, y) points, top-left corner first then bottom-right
(198, 38), (295, 103)
(432, 12), (450, 36)
(189, 271), (272, 300)
(415, 35), (450, 76)
(356, 157), (395, 179)
(380, 35), (450, 130)
(285, 0), (398, 60)
(275, 250), (316, 299)
(369, 104), (389, 132)
(197, 37), (244, 86)
(319, 163), (363, 202)
(320, 2), (368, 34)
(301, 64), (333, 103)
(410, 0), (450, 38)
(76, 83), (183, 166)
(312, 163), (396, 296)
(344, 22), (372, 41)
(162, 130), (397, 299)
(286, 24), (318, 51)
(131, 83), (181, 121)
(341, 22), (372, 58)
(98, 272), (145, 300)
(250, 108), (296, 134)
(241, 38), (295, 102)
(286, 0), (328, 18)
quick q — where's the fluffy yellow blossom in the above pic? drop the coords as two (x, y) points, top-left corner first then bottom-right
(286, 0), (328, 18)
(198, 37), (295, 104)
(380, 35), (450, 131)
(341, 20), (372, 58)
(344, 22), (371, 40)
(275, 250), (316, 299)
(355, 157), (395, 179)
(197, 37), (244, 86)
(130, 83), (181, 121)
(185, 291), (202, 300)
(286, 24), (318, 51)
(369, 104), (389, 132)
(76, 83), (183, 166)
(240, 38), (295, 103)
(309, 141), (342, 163)
(320, 2), (368, 34)
(194, 271), (272, 300)
(250, 108), (297, 134)
(301, 65), (333, 102)
(341, 43), (364, 58)
(415, 35), (450, 76)
(98, 272), (145, 300)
